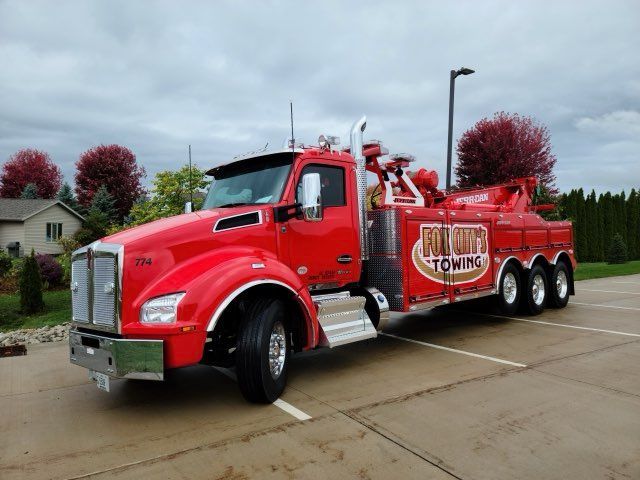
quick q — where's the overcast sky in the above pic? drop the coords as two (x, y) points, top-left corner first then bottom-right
(1, 0), (638, 194)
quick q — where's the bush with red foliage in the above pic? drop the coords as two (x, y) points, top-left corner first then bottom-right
(455, 112), (557, 193)
(0, 149), (63, 198)
(35, 253), (63, 286)
(75, 145), (146, 220)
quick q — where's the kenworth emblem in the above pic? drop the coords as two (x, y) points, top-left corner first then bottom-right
(411, 223), (489, 284)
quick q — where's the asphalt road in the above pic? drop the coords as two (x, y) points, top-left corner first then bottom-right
(1, 274), (639, 479)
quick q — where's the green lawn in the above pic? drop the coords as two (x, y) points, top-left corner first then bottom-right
(574, 260), (640, 281)
(0, 289), (71, 332)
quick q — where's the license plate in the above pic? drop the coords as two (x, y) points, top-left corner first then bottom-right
(92, 371), (110, 392)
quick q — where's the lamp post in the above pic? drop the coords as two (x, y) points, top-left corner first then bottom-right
(446, 67), (475, 190)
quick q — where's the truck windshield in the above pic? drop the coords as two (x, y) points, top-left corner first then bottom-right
(203, 153), (293, 209)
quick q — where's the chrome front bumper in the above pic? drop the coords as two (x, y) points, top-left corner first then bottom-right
(69, 330), (164, 381)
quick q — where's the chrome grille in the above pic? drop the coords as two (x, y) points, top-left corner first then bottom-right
(71, 259), (89, 322)
(70, 242), (122, 332)
(92, 257), (117, 326)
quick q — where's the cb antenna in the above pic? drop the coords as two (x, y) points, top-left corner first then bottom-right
(188, 144), (193, 207)
(290, 100), (295, 160)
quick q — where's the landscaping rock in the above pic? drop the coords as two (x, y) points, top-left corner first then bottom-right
(0, 323), (71, 346)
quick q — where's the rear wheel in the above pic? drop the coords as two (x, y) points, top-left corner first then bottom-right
(497, 263), (521, 315)
(236, 297), (290, 403)
(548, 262), (570, 308)
(523, 264), (547, 315)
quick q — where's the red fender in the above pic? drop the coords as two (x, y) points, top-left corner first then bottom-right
(124, 245), (318, 351)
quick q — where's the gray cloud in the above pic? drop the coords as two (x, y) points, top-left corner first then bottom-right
(0, 0), (638, 194)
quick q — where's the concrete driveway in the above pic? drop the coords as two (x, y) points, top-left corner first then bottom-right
(1, 274), (639, 479)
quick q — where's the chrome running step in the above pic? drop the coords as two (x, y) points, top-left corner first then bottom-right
(313, 293), (377, 348)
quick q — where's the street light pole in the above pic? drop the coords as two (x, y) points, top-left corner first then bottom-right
(446, 67), (475, 191)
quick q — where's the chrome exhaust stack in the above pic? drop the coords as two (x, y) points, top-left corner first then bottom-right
(350, 115), (368, 261)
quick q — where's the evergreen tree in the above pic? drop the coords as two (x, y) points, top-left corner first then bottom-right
(575, 188), (587, 262)
(586, 191), (600, 262)
(618, 192), (627, 245)
(597, 193), (606, 262)
(602, 193), (614, 256)
(535, 185), (562, 221)
(607, 233), (628, 264)
(636, 191), (640, 259)
(89, 184), (118, 224)
(20, 250), (44, 314)
(628, 189), (639, 259)
(565, 190), (577, 221)
(21, 183), (39, 199)
(57, 182), (80, 211)
(583, 191), (594, 261)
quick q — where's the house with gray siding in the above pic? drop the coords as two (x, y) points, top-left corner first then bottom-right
(0, 199), (84, 256)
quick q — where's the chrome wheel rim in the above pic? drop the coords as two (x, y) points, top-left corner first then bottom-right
(556, 270), (568, 299)
(503, 272), (518, 304)
(532, 274), (545, 306)
(269, 321), (286, 379)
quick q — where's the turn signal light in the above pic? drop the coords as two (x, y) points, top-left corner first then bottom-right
(180, 326), (196, 332)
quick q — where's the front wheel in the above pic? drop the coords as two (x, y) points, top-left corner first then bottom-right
(236, 297), (290, 403)
(548, 262), (570, 308)
(523, 264), (548, 315)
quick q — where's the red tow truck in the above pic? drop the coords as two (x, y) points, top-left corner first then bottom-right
(69, 116), (576, 402)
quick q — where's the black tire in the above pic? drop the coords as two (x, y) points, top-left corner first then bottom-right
(548, 261), (570, 308)
(497, 262), (521, 315)
(523, 264), (548, 315)
(236, 297), (290, 403)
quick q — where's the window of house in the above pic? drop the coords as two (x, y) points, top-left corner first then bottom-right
(46, 223), (63, 242)
(296, 164), (346, 207)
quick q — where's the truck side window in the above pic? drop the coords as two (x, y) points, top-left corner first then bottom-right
(297, 165), (345, 207)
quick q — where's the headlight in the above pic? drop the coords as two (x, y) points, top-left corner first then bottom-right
(140, 292), (186, 324)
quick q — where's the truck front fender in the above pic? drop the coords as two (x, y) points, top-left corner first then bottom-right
(130, 246), (318, 349)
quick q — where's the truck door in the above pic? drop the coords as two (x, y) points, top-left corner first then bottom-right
(284, 161), (360, 290)
(406, 213), (450, 308)
(447, 213), (494, 301)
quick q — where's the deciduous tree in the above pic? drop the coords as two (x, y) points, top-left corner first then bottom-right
(73, 210), (109, 246)
(129, 164), (208, 225)
(0, 149), (62, 198)
(75, 145), (145, 220)
(455, 112), (557, 193)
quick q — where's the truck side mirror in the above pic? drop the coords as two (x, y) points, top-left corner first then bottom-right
(184, 202), (193, 214)
(300, 173), (323, 222)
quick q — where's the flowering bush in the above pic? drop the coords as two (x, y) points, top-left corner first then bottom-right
(35, 254), (63, 287)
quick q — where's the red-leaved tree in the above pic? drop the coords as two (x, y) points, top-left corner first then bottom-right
(75, 145), (146, 220)
(455, 112), (557, 193)
(0, 149), (63, 198)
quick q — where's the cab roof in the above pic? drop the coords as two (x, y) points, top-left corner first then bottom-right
(206, 146), (354, 176)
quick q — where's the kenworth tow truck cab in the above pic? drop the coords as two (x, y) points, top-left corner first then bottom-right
(69, 116), (576, 403)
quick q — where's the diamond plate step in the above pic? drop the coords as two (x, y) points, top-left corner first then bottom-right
(313, 293), (377, 348)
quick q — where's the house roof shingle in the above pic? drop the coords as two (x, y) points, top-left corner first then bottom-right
(0, 199), (84, 222)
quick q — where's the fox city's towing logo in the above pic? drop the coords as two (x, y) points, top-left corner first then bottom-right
(411, 223), (489, 284)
